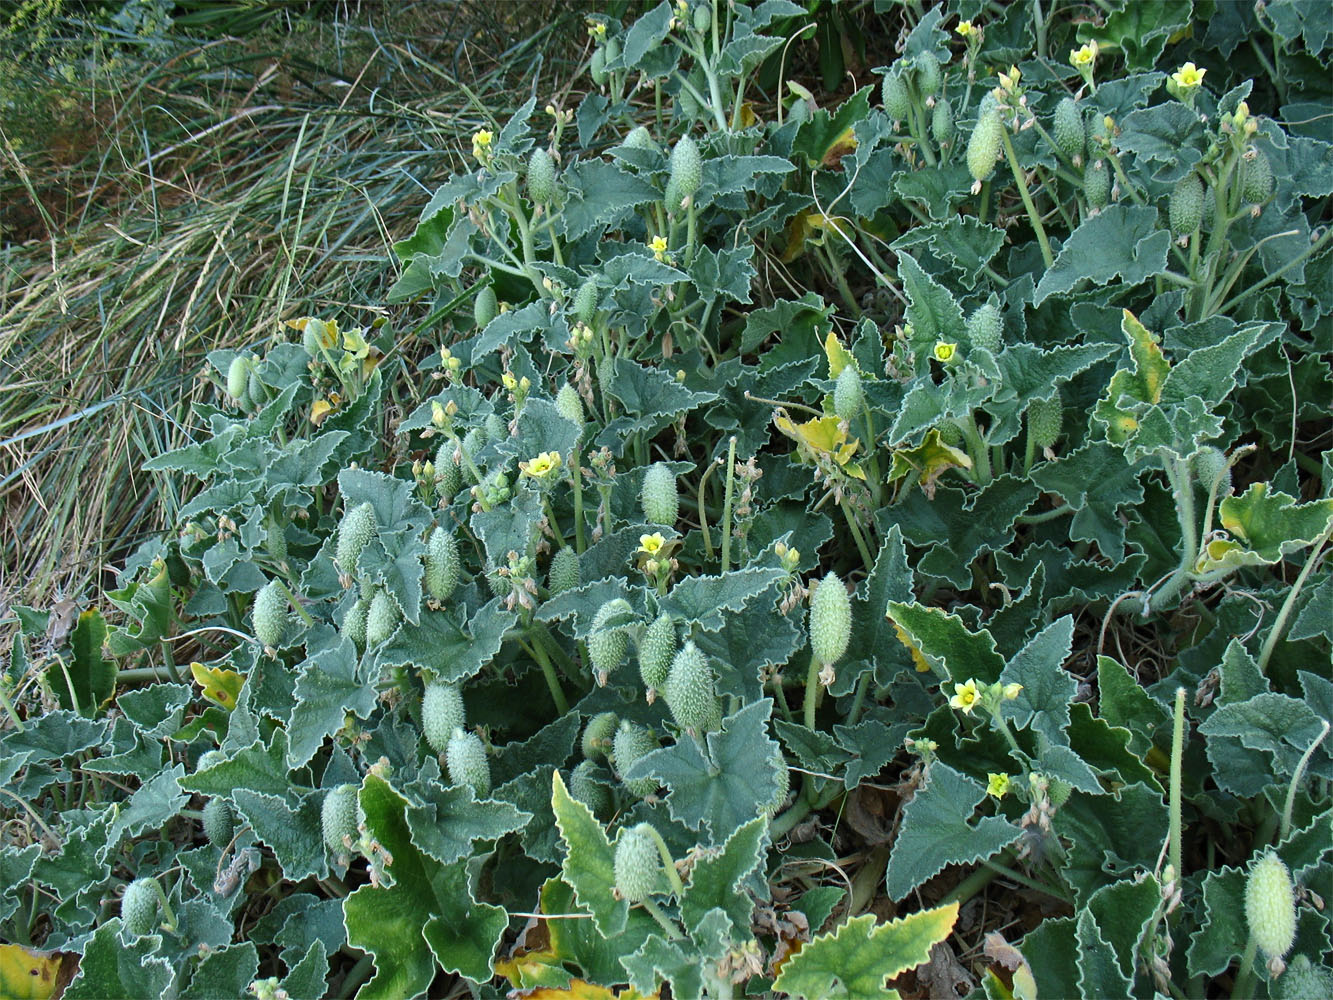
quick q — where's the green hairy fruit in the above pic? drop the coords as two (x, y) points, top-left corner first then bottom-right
(590, 46), (607, 86)
(365, 590), (398, 648)
(589, 600), (630, 678)
(321, 783), (359, 854)
(1085, 112), (1109, 157)
(1052, 97), (1084, 163)
(638, 613), (676, 692)
(527, 147), (555, 203)
(1245, 850), (1297, 963)
(881, 71), (909, 120)
(965, 302), (1003, 354)
(613, 721), (659, 797)
(663, 640), (718, 732)
(834, 365), (864, 423)
(931, 97), (955, 148)
(548, 546), (581, 595)
(692, 3), (710, 33)
(623, 124), (656, 152)
(484, 412), (507, 443)
(569, 760), (612, 817)
(474, 285), (498, 329)
(343, 597), (369, 650)
(247, 367), (266, 408)
(1170, 172), (1204, 236)
(446, 728), (491, 796)
(1027, 395), (1064, 450)
(122, 877), (162, 936)
(640, 462), (679, 525)
(614, 823), (662, 903)
(809, 572), (852, 667)
(202, 798), (234, 848)
(226, 355), (251, 403)
(669, 134), (702, 198)
(914, 52), (941, 97)
(967, 110), (1003, 183)
(1083, 158), (1110, 209)
(1193, 446), (1232, 492)
(582, 711), (619, 760)
(424, 528), (460, 602)
(573, 278), (599, 324)
(423, 682), (466, 756)
(1275, 956), (1333, 999)
(1241, 147), (1274, 203)
(253, 579), (287, 649)
(336, 501), (377, 578)
(264, 514), (287, 564)
(556, 383), (584, 427)
(433, 442), (462, 499)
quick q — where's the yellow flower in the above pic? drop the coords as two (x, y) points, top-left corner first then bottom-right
(933, 341), (958, 363)
(520, 451), (562, 479)
(1171, 62), (1206, 89)
(950, 679), (982, 715)
(638, 532), (666, 556)
(471, 129), (494, 162)
(955, 19), (975, 38)
(1069, 42), (1098, 69)
(649, 235), (669, 263)
(986, 773), (1011, 799)
(586, 19), (607, 41)
(502, 372), (519, 391)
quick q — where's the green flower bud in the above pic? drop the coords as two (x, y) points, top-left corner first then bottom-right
(640, 462), (679, 525)
(322, 783), (359, 854)
(613, 721), (659, 797)
(809, 572), (852, 667)
(423, 682), (465, 756)
(663, 640), (718, 733)
(365, 590), (398, 648)
(638, 613), (676, 692)
(424, 529), (460, 602)
(336, 501), (377, 578)
(527, 147), (555, 203)
(1246, 850), (1297, 964)
(834, 365), (864, 423)
(446, 728), (491, 796)
(202, 798), (234, 848)
(614, 823), (662, 902)
(582, 711), (619, 760)
(253, 579), (288, 649)
(967, 110), (1004, 183)
(122, 877), (162, 936)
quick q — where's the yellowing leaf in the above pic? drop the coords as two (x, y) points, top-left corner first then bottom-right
(774, 414), (864, 479)
(1120, 309), (1168, 405)
(893, 623), (933, 673)
(310, 399), (335, 426)
(0, 944), (65, 1000)
(820, 126), (857, 168)
(191, 661), (245, 711)
(824, 332), (856, 380)
(887, 428), (973, 497)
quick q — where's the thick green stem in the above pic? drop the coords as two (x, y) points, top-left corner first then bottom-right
(0, 683), (26, 732)
(1000, 128), (1054, 269)
(640, 897), (684, 940)
(803, 655), (821, 732)
(839, 498), (874, 575)
(846, 671), (872, 727)
(719, 437), (737, 573)
(1281, 719), (1330, 842)
(1257, 523), (1331, 675)
(572, 457), (586, 553)
(1170, 687), (1186, 881)
(1231, 936), (1258, 1000)
(523, 635), (569, 715)
(644, 826), (687, 898)
(1147, 457), (1199, 613)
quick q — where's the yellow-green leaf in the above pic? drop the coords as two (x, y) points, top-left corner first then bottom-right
(191, 660), (245, 711)
(0, 944), (65, 1000)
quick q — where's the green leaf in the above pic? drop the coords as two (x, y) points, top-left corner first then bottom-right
(884, 602), (1005, 684)
(1076, 0), (1192, 69)
(1199, 692), (1326, 778)
(621, 1), (673, 68)
(376, 604), (516, 685)
(679, 815), (769, 942)
(773, 905), (959, 999)
(1034, 206), (1171, 306)
(1291, 571), (1333, 641)
(107, 763), (188, 846)
(105, 558), (173, 656)
(1075, 907), (1130, 1000)
(1030, 442), (1144, 558)
(688, 244), (757, 305)
(180, 943), (260, 1000)
(561, 161), (663, 240)
(1086, 875), (1162, 984)
(891, 218), (1005, 290)
(1055, 783), (1167, 904)
(63, 921), (173, 999)
(1186, 866), (1247, 978)
(626, 699), (781, 844)
(231, 789), (326, 883)
(739, 293), (833, 354)
(1117, 103), (1208, 173)
(1096, 656), (1168, 756)
(471, 486), (542, 569)
(278, 940), (329, 1000)
(1160, 322), (1269, 410)
(898, 254), (964, 349)
(595, 358), (718, 453)
(532, 877), (658, 988)
(49, 610), (116, 716)
(621, 934), (706, 1000)
(2, 710), (106, 761)
(405, 782), (531, 867)
(550, 770), (627, 938)
(287, 637), (378, 769)
(791, 86), (872, 169)
(885, 763), (1023, 900)
(117, 683), (191, 741)
(1000, 617), (1077, 746)
(660, 565), (787, 631)
(179, 729), (303, 803)
(846, 525), (914, 683)
(1196, 484), (1333, 573)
